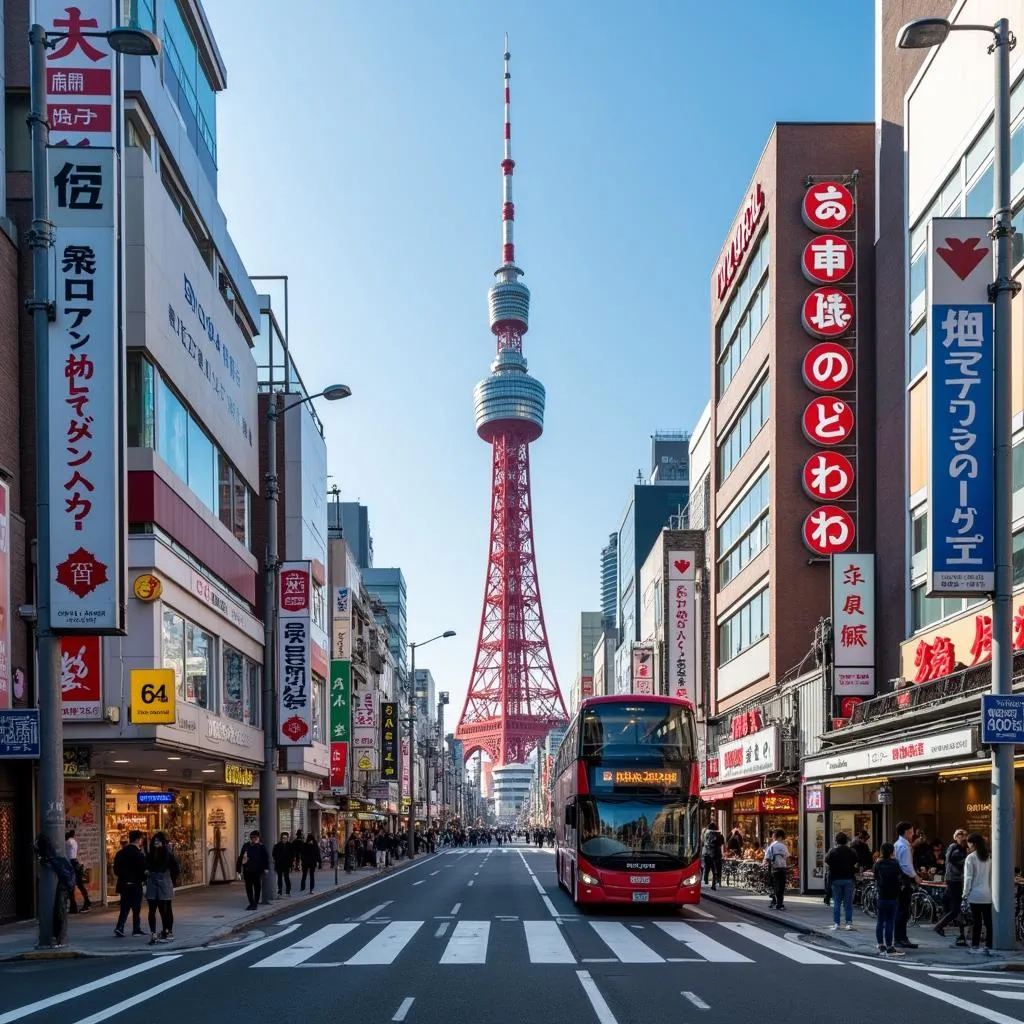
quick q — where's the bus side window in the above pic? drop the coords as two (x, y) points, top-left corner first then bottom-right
(564, 804), (576, 828)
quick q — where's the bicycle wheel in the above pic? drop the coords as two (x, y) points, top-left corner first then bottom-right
(862, 885), (877, 917)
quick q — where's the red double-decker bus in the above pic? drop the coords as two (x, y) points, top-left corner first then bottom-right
(553, 694), (702, 907)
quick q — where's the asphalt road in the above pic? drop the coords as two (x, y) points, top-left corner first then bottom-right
(3, 841), (1024, 1024)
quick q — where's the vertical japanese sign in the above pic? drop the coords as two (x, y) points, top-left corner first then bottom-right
(380, 700), (398, 781)
(329, 659), (349, 793)
(631, 642), (656, 695)
(36, 0), (116, 148)
(60, 635), (102, 720)
(332, 587), (351, 659)
(800, 179), (858, 558)
(0, 482), (9, 709)
(277, 562), (312, 746)
(401, 737), (411, 806)
(47, 145), (122, 632)
(667, 551), (699, 706)
(831, 553), (875, 696)
(352, 689), (377, 768)
(927, 217), (994, 595)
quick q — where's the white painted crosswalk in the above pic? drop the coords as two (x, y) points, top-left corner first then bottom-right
(249, 918), (848, 969)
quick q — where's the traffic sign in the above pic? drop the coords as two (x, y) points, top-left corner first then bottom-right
(129, 668), (176, 725)
(981, 694), (1024, 744)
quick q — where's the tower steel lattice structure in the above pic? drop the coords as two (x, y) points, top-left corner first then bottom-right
(455, 42), (568, 767)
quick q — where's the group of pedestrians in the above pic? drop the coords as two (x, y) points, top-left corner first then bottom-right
(237, 829), (324, 907)
(823, 821), (993, 956)
(110, 829), (179, 945)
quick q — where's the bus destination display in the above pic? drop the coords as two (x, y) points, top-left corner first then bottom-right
(600, 768), (681, 787)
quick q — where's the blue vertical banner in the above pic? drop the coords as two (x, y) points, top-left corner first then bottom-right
(927, 217), (995, 596)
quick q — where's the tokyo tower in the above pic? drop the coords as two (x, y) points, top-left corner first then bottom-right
(455, 42), (568, 767)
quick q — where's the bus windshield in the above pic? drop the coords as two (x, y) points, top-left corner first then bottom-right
(579, 702), (694, 762)
(577, 795), (701, 868)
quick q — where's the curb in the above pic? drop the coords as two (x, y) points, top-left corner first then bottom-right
(703, 890), (1024, 969)
(0, 864), (401, 963)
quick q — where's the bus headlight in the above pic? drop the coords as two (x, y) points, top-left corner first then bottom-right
(579, 871), (600, 886)
(681, 872), (701, 886)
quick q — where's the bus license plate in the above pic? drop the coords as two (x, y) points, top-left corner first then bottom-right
(632, 892), (650, 903)
(629, 875), (650, 885)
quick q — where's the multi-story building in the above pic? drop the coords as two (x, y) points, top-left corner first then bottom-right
(599, 533), (618, 630)
(650, 430), (691, 483)
(806, 0), (1024, 891)
(412, 668), (436, 726)
(328, 500), (373, 570)
(362, 567), (408, 693)
(569, 612), (602, 711)
(686, 404), (712, 532)
(702, 122), (877, 873)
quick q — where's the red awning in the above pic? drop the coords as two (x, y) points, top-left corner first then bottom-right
(700, 779), (762, 803)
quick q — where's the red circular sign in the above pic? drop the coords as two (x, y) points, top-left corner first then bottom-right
(802, 288), (854, 338)
(802, 181), (854, 231)
(801, 234), (854, 283)
(803, 342), (855, 392)
(802, 505), (856, 556)
(802, 451), (855, 501)
(802, 396), (855, 446)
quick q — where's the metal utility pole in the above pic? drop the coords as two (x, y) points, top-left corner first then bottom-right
(29, 22), (63, 949)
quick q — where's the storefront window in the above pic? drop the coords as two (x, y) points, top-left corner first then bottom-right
(246, 661), (262, 728)
(205, 792), (236, 884)
(223, 647), (244, 722)
(162, 608), (185, 701)
(186, 623), (212, 709)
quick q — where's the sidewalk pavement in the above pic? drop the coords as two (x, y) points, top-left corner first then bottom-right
(0, 863), (389, 961)
(703, 885), (1024, 969)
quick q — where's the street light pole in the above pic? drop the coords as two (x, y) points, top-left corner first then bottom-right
(898, 15), (1018, 950)
(259, 384), (350, 903)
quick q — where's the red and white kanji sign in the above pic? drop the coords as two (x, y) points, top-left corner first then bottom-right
(802, 181), (854, 232)
(832, 553), (874, 695)
(803, 342), (854, 392)
(802, 396), (855, 446)
(802, 287), (855, 338)
(802, 234), (854, 283)
(802, 505), (855, 556)
(802, 450), (854, 501)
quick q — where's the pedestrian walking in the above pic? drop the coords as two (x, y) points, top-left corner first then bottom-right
(701, 822), (725, 890)
(892, 821), (919, 950)
(763, 829), (790, 911)
(344, 834), (357, 873)
(272, 831), (293, 895)
(963, 832), (993, 953)
(237, 830), (271, 909)
(300, 832), (322, 893)
(824, 832), (858, 930)
(144, 831), (179, 944)
(872, 842), (904, 956)
(291, 829), (305, 872)
(64, 828), (92, 913)
(933, 829), (968, 946)
(112, 830), (146, 937)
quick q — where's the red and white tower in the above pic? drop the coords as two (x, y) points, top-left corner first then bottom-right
(455, 42), (568, 767)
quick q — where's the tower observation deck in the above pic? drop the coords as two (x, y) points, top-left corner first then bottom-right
(456, 42), (568, 768)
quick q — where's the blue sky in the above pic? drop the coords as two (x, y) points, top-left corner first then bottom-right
(206, 0), (875, 744)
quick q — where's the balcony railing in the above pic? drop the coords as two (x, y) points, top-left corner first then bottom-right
(849, 650), (1024, 726)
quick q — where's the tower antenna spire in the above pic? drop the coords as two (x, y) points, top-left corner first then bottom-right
(501, 35), (516, 268)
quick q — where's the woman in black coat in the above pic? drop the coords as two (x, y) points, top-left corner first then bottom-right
(300, 833), (323, 894)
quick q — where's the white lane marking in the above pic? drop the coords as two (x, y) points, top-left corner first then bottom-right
(440, 920), (490, 964)
(412, 880), (425, 886)
(988, 991), (1024, 1001)
(929, 974), (1024, 985)
(435, 922), (449, 937)
(277, 858), (425, 925)
(718, 922), (841, 964)
(430, 870), (440, 876)
(576, 970), (619, 1024)
(682, 991), (711, 1010)
(450, 902), (461, 914)
(855, 962), (1024, 1024)
(581, 957), (617, 963)
(356, 901), (393, 921)
(517, 849), (548, 895)
(474, 871), (480, 876)
(467, 880), (475, 887)
(68, 926), (298, 1024)
(346, 921), (422, 965)
(252, 923), (358, 967)
(524, 920), (576, 963)
(392, 997), (415, 1022)
(542, 895), (559, 917)
(686, 905), (715, 919)
(590, 921), (664, 963)
(0, 958), (179, 1024)
(656, 921), (752, 963)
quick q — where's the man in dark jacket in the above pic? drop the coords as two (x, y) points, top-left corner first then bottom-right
(237, 830), (271, 909)
(850, 831), (874, 872)
(701, 824), (725, 890)
(934, 828), (968, 945)
(113, 829), (147, 937)
(272, 831), (293, 896)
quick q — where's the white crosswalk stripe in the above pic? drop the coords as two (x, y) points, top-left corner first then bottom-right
(249, 918), (846, 969)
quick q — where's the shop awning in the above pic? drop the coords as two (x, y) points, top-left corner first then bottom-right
(700, 779), (762, 803)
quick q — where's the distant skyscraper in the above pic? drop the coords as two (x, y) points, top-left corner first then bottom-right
(327, 499), (373, 568)
(577, 612), (603, 693)
(600, 533), (617, 629)
(363, 567), (407, 689)
(413, 668), (436, 725)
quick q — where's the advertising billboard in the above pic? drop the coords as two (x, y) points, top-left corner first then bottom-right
(277, 562), (312, 746)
